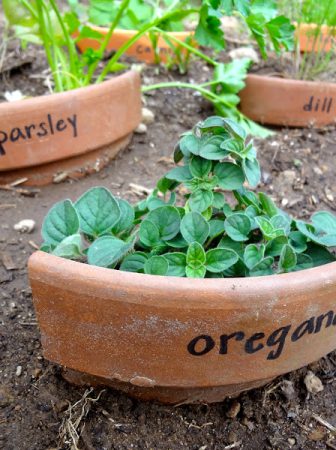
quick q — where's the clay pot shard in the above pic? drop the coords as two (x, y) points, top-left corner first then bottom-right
(28, 251), (336, 404)
(0, 71), (141, 185)
(239, 74), (336, 127)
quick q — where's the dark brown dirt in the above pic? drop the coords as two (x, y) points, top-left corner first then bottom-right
(1, 29), (336, 450)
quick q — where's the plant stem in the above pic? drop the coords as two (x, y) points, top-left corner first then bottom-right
(48, 0), (80, 85)
(141, 81), (231, 107)
(95, 8), (197, 84)
(35, 0), (63, 92)
(85, 0), (131, 85)
(152, 27), (217, 67)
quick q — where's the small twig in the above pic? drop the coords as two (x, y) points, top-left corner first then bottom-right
(0, 184), (39, 197)
(312, 414), (336, 432)
(29, 240), (40, 250)
(224, 441), (242, 449)
(0, 204), (16, 209)
(327, 440), (336, 450)
(10, 177), (28, 187)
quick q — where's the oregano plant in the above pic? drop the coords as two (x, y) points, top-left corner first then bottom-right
(41, 116), (336, 278)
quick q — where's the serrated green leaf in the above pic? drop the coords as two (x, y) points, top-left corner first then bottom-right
(42, 199), (79, 246)
(187, 241), (206, 268)
(165, 165), (192, 182)
(147, 206), (181, 241)
(224, 213), (251, 241)
(189, 156), (212, 178)
(243, 244), (264, 269)
(75, 187), (120, 236)
(52, 234), (82, 259)
(112, 198), (135, 235)
(214, 162), (245, 190)
(139, 220), (162, 247)
(181, 212), (210, 244)
(312, 211), (336, 235)
(186, 265), (206, 278)
(164, 253), (186, 277)
(189, 190), (214, 213)
(206, 248), (238, 272)
(212, 192), (226, 209)
(249, 256), (274, 276)
(120, 252), (148, 273)
(258, 192), (278, 217)
(265, 235), (288, 257)
(289, 231), (307, 253)
(243, 157), (261, 188)
(87, 236), (132, 268)
(144, 256), (168, 276)
(279, 244), (297, 272)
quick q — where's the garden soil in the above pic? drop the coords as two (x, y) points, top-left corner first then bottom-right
(1, 34), (336, 450)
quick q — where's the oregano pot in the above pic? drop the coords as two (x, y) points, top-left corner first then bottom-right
(76, 26), (195, 64)
(0, 71), (141, 185)
(239, 74), (336, 127)
(28, 251), (336, 404)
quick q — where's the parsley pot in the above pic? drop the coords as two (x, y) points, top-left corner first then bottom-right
(239, 74), (336, 127)
(0, 71), (141, 185)
(28, 250), (336, 404)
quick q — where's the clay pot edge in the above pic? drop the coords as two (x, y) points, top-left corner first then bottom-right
(0, 70), (140, 114)
(28, 250), (336, 310)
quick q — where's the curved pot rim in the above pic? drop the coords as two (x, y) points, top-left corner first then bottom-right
(0, 70), (137, 113)
(29, 251), (336, 309)
(85, 24), (194, 37)
(246, 73), (335, 89)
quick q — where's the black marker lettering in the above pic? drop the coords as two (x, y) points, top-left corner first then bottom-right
(245, 332), (265, 354)
(327, 98), (333, 113)
(266, 325), (291, 360)
(291, 317), (315, 342)
(47, 113), (54, 134)
(56, 119), (67, 132)
(322, 97), (327, 112)
(24, 124), (36, 139)
(67, 114), (78, 137)
(315, 311), (335, 333)
(188, 335), (215, 356)
(10, 127), (26, 142)
(219, 332), (245, 354)
(0, 131), (8, 155)
(303, 96), (313, 111)
(36, 122), (48, 137)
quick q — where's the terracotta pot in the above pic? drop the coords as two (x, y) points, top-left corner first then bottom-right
(296, 23), (335, 52)
(239, 74), (336, 127)
(0, 71), (141, 186)
(28, 251), (336, 404)
(76, 26), (195, 64)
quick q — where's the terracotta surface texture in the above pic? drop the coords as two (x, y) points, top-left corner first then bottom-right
(29, 251), (336, 404)
(239, 74), (336, 127)
(0, 71), (141, 181)
(297, 23), (334, 53)
(76, 27), (195, 64)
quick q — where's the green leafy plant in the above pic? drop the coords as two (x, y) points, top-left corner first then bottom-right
(40, 116), (336, 278)
(278, 0), (335, 80)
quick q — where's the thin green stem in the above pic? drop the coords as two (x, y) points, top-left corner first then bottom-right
(85, 0), (131, 85)
(21, 0), (39, 20)
(35, 0), (63, 92)
(95, 8), (197, 84)
(152, 27), (217, 67)
(141, 81), (224, 103)
(48, 0), (80, 83)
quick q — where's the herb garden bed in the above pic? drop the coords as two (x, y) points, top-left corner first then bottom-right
(1, 52), (336, 448)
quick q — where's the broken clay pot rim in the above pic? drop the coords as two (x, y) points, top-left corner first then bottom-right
(0, 71), (135, 112)
(246, 73), (335, 88)
(29, 251), (336, 310)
